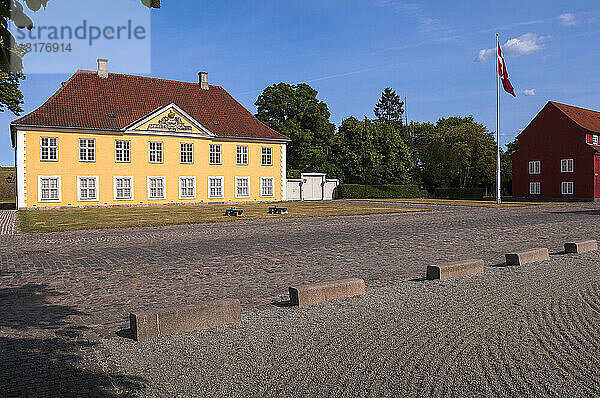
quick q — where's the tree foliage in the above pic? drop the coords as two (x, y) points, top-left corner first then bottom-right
(501, 137), (518, 195)
(373, 87), (404, 128)
(333, 117), (411, 184)
(0, 0), (160, 115)
(412, 116), (496, 189)
(255, 82), (338, 178)
(0, 71), (24, 114)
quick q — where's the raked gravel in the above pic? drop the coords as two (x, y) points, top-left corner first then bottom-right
(89, 250), (600, 398)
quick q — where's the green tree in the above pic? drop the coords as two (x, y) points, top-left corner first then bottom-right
(501, 137), (518, 195)
(0, 0), (160, 115)
(412, 116), (496, 190)
(255, 82), (338, 178)
(333, 117), (411, 184)
(0, 71), (24, 114)
(373, 87), (404, 128)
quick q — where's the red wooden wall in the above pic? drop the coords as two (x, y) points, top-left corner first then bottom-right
(511, 102), (596, 200)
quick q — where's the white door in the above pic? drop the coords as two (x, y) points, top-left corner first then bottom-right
(303, 176), (323, 200)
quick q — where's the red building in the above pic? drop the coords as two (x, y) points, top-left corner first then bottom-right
(512, 101), (600, 200)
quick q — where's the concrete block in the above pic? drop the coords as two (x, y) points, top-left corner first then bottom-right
(130, 299), (241, 341)
(564, 240), (597, 254)
(426, 259), (484, 280)
(289, 278), (366, 307)
(505, 248), (549, 266)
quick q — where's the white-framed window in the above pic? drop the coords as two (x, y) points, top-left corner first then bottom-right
(147, 176), (166, 199)
(113, 176), (133, 200)
(561, 181), (574, 195)
(528, 160), (540, 174)
(149, 142), (163, 163)
(260, 177), (274, 197)
(593, 135), (599, 145)
(209, 144), (222, 165)
(79, 138), (95, 162)
(235, 177), (250, 198)
(38, 176), (61, 201)
(529, 182), (540, 195)
(180, 143), (193, 164)
(208, 176), (224, 198)
(236, 146), (248, 165)
(179, 176), (196, 199)
(77, 176), (99, 201)
(40, 137), (58, 161)
(261, 147), (272, 166)
(561, 158), (574, 173)
(115, 140), (131, 163)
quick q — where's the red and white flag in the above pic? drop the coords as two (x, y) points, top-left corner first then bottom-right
(497, 41), (516, 97)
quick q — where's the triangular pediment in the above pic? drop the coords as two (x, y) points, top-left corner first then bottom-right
(124, 103), (214, 136)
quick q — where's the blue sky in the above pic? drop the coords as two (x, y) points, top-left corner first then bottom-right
(2, 0), (600, 166)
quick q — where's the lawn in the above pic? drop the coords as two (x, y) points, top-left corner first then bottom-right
(350, 198), (566, 208)
(18, 201), (429, 233)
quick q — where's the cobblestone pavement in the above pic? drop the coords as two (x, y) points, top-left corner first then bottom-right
(0, 210), (17, 235)
(1, 202), (600, 396)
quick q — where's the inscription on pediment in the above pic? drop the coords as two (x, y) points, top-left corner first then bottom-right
(148, 110), (193, 132)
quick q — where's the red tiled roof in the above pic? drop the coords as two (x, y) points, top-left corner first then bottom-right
(11, 70), (289, 141)
(550, 101), (600, 134)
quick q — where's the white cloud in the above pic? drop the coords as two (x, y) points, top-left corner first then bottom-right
(476, 33), (547, 62)
(523, 89), (536, 96)
(559, 13), (577, 26)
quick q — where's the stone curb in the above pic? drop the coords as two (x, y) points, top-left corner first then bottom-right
(564, 240), (597, 254)
(289, 278), (366, 307)
(505, 248), (550, 266)
(426, 259), (484, 280)
(130, 299), (241, 341)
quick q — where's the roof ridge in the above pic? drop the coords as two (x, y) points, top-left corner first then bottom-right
(76, 69), (222, 87)
(550, 101), (600, 114)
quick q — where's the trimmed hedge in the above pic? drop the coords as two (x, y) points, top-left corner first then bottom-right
(433, 187), (485, 200)
(337, 184), (427, 199)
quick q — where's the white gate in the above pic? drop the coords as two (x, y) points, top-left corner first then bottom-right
(302, 174), (324, 201)
(286, 173), (339, 201)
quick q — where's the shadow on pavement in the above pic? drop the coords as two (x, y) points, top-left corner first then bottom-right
(0, 283), (146, 396)
(271, 299), (292, 308)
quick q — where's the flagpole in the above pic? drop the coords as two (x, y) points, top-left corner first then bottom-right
(496, 33), (501, 204)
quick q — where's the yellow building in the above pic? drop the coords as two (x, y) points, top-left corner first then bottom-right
(10, 59), (289, 209)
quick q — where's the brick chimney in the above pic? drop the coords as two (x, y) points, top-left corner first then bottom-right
(97, 58), (108, 78)
(198, 71), (208, 90)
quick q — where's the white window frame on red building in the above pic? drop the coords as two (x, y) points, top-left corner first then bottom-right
(529, 182), (540, 195)
(528, 160), (540, 174)
(561, 181), (573, 195)
(560, 158), (573, 173)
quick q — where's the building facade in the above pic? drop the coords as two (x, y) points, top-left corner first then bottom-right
(512, 101), (600, 200)
(10, 60), (289, 209)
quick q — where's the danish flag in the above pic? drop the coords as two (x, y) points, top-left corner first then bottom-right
(497, 41), (516, 97)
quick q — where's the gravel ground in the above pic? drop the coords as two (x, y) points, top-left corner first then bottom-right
(89, 250), (600, 397)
